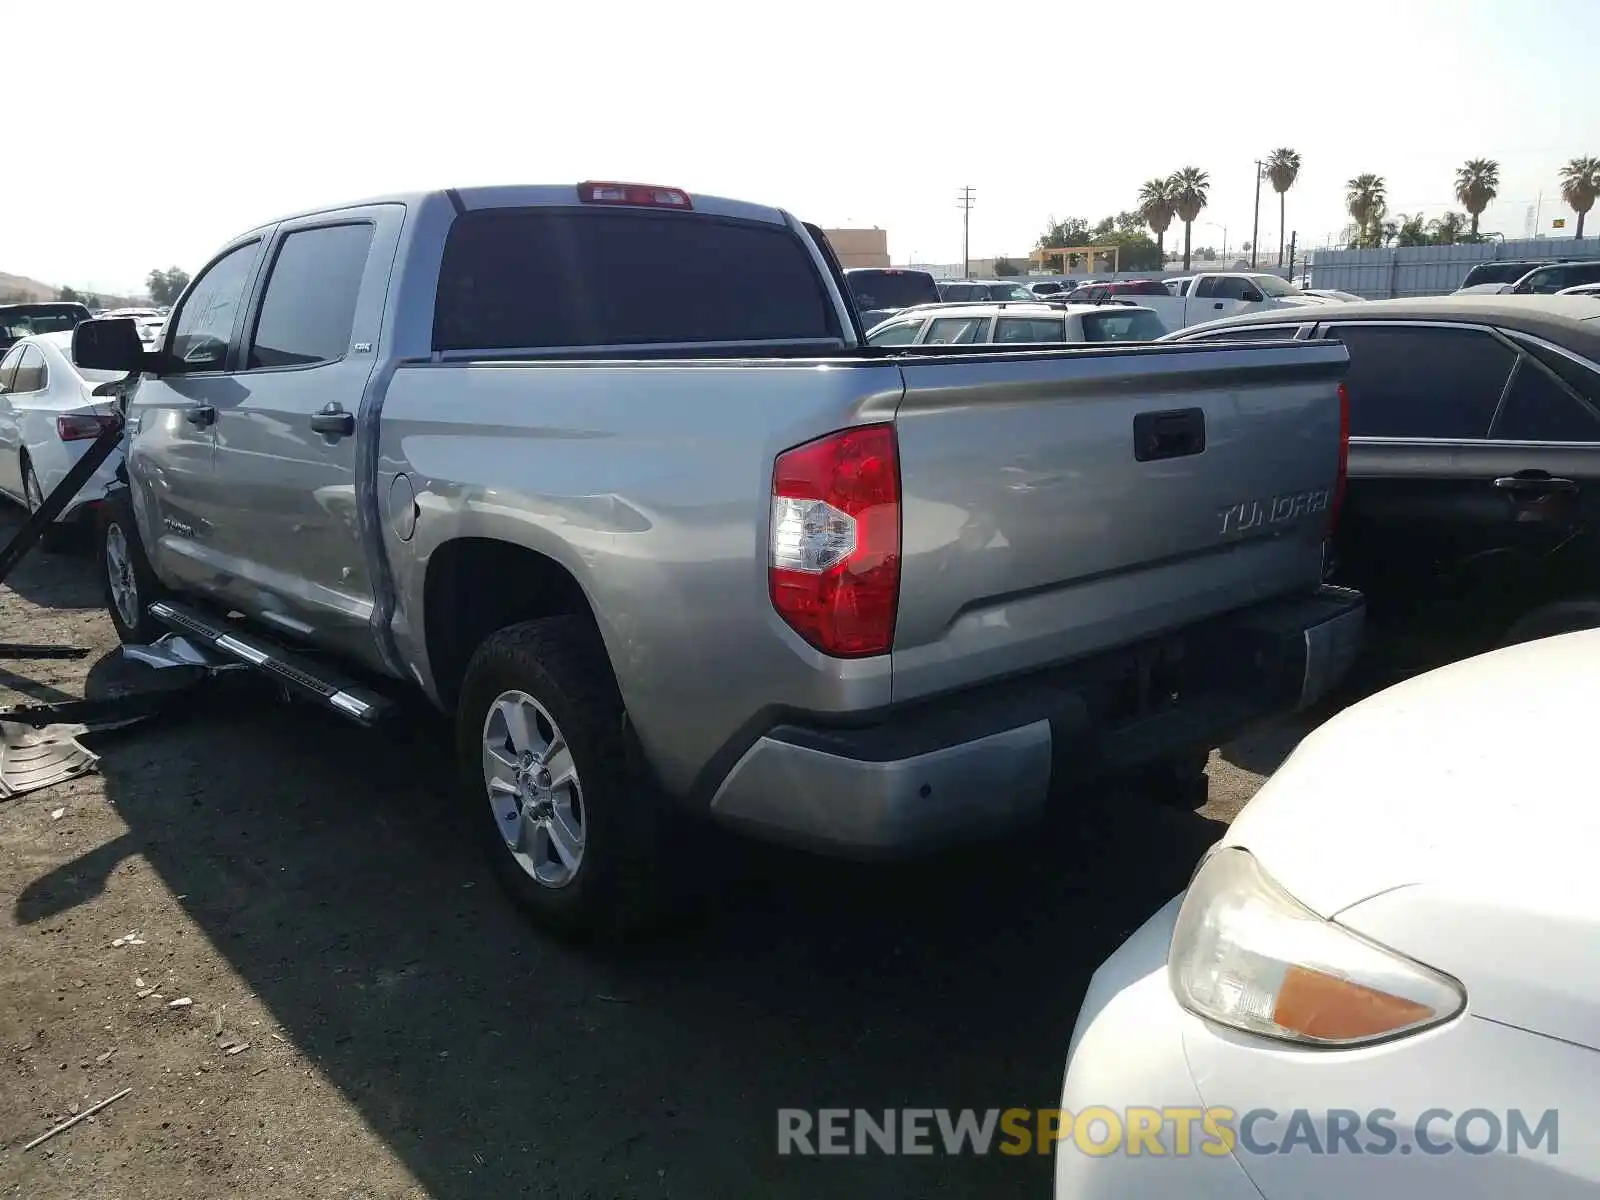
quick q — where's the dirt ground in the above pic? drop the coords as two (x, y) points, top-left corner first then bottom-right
(0, 510), (1317, 1200)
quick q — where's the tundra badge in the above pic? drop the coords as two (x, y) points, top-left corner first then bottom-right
(1217, 489), (1329, 536)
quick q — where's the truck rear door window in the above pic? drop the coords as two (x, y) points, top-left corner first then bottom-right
(434, 209), (836, 350)
(248, 223), (374, 369)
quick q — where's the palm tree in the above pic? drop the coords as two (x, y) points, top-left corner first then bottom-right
(1454, 159), (1500, 238)
(1345, 174), (1387, 248)
(1559, 156), (1600, 239)
(1265, 148), (1301, 266)
(1428, 211), (1468, 245)
(1137, 178), (1175, 263)
(1168, 167), (1210, 270)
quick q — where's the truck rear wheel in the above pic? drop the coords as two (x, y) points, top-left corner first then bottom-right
(456, 615), (669, 941)
(97, 491), (167, 644)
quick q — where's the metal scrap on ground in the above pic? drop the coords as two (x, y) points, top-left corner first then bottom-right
(23, 1088), (133, 1152)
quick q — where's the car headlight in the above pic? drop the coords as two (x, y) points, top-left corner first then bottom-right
(1169, 847), (1465, 1047)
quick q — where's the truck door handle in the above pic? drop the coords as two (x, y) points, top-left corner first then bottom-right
(184, 404), (216, 428)
(310, 407), (355, 438)
(1494, 474), (1577, 495)
(1213, 301), (1224, 309)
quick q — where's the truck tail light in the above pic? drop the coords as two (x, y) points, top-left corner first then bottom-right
(576, 181), (693, 210)
(770, 424), (901, 658)
(1329, 381), (1349, 534)
(57, 413), (121, 442)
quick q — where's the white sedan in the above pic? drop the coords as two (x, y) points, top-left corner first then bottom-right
(1057, 630), (1600, 1198)
(0, 331), (125, 541)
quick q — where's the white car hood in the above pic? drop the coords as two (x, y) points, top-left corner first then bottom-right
(1222, 629), (1600, 919)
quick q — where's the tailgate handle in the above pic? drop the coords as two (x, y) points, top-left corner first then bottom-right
(1134, 408), (1206, 462)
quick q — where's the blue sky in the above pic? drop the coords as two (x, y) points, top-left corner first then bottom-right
(11, 0), (1598, 293)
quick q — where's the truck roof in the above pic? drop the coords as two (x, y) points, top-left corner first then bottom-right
(236, 184), (792, 239)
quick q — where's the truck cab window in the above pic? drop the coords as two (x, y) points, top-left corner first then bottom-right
(166, 241), (261, 373)
(248, 224), (374, 369)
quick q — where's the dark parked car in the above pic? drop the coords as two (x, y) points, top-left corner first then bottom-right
(0, 302), (92, 351)
(1507, 260), (1600, 295)
(1167, 296), (1600, 653)
(1454, 258), (1573, 292)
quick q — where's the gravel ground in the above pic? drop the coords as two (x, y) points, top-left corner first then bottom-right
(0, 509), (1328, 1200)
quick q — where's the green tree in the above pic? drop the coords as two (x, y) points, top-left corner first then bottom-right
(1394, 214), (1429, 247)
(1137, 178), (1175, 262)
(1345, 174), (1387, 248)
(57, 285), (82, 303)
(1559, 156), (1600, 239)
(992, 256), (1022, 276)
(1168, 167), (1210, 270)
(146, 266), (192, 306)
(1454, 159), (1500, 239)
(1266, 148), (1302, 267)
(1428, 211), (1468, 245)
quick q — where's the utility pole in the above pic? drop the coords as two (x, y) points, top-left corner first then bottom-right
(1251, 159), (1265, 270)
(1287, 231), (1297, 283)
(957, 186), (976, 277)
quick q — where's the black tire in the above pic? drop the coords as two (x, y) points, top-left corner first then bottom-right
(1503, 599), (1600, 647)
(97, 490), (167, 644)
(22, 457), (70, 553)
(456, 615), (671, 942)
(1141, 747), (1212, 810)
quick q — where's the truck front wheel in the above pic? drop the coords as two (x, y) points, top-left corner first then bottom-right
(456, 615), (669, 941)
(97, 491), (167, 644)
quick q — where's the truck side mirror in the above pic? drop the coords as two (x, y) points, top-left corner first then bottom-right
(72, 317), (150, 374)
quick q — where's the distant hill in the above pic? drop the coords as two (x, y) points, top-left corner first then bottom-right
(0, 269), (144, 309)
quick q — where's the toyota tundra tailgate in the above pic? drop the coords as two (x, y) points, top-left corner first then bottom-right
(888, 339), (1350, 702)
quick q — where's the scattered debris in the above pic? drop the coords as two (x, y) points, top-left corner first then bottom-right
(135, 987), (157, 999)
(251, 1066), (269, 1077)
(167, 997), (192, 1009)
(0, 721), (98, 799)
(111, 931), (146, 948)
(134, 976), (147, 989)
(95, 1049), (116, 1064)
(50, 807), (65, 820)
(213, 1010), (224, 1036)
(595, 994), (633, 1004)
(224, 1043), (250, 1057)
(270, 1033), (286, 1043)
(24, 1087), (132, 1152)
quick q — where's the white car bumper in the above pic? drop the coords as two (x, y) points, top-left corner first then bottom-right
(1056, 896), (1598, 1199)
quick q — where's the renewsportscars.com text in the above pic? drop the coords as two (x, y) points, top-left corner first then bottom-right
(777, 1107), (1560, 1157)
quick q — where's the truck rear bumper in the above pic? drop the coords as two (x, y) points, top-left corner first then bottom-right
(707, 585), (1364, 856)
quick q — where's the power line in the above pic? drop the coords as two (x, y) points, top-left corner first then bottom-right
(957, 186), (976, 278)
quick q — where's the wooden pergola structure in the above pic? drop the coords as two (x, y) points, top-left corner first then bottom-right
(1030, 244), (1121, 274)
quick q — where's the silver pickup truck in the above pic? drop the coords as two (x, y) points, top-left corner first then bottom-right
(73, 181), (1362, 939)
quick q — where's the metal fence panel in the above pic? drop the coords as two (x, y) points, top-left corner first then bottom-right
(1309, 237), (1600, 298)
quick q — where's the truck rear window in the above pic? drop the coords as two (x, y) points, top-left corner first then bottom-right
(433, 208), (837, 350)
